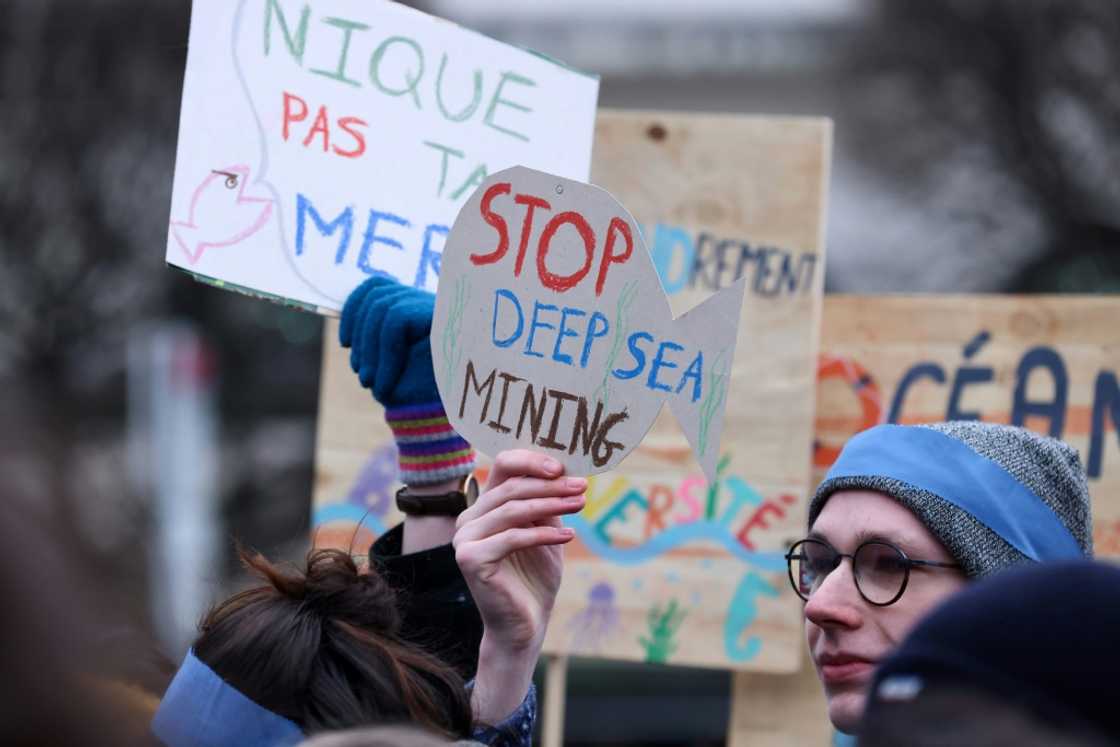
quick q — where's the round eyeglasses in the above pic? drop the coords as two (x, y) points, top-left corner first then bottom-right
(785, 538), (960, 606)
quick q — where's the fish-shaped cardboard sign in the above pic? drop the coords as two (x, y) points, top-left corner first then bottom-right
(431, 166), (747, 481)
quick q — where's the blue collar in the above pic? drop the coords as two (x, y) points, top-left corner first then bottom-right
(824, 424), (1082, 562)
(152, 650), (303, 746)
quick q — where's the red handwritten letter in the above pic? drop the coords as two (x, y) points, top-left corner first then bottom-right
(470, 182), (513, 266)
(596, 217), (634, 296)
(537, 211), (595, 292)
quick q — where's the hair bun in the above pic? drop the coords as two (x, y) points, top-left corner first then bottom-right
(237, 547), (402, 636)
(200, 546), (471, 736)
(303, 549), (402, 635)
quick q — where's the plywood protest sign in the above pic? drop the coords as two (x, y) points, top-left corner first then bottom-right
(313, 110), (831, 671)
(810, 294), (1120, 553)
(431, 166), (746, 482)
(541, 113), (829, 670)
(729, 294), (1120, 746)
(728, 649), (831, 747)
(166, 0), (598, 313)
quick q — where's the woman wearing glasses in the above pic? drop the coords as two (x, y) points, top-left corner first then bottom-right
(785, 421), (1093, 735)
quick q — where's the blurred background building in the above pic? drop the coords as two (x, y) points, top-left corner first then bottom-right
(1, 0), (1117, 743)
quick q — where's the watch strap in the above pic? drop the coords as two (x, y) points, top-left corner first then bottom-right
(395, 475), (478, 516)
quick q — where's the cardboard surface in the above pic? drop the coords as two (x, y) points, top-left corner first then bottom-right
(313, 110), (832, 671)
(167, 0), (597, 313)
(431, 165), (746, 480)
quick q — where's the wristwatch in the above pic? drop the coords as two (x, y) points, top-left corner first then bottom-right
(395, 474), (479, 516)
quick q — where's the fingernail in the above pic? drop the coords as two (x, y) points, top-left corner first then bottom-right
(560, 527), (575, 537)
(566, 477), (587, 490)
(565, 494), (585, 504)
(544, 458), (562, 474)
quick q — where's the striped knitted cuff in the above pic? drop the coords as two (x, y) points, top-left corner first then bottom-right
(385, 401), (476, 486)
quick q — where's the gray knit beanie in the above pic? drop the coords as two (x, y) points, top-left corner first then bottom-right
(809, 422), (1093, 578)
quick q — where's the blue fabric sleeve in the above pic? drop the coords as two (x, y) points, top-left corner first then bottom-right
(469, 683), (537, 747)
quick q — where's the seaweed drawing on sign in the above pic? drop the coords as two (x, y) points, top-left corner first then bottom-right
(567, 581), (620, 653)
(169, 165), (274, 265)
(639, 598), (687, 664)
(591, 278), (639, 410)
(438, 277), (471, 396)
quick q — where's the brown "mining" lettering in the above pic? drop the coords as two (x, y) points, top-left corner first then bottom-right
(458, 359), (628, 467)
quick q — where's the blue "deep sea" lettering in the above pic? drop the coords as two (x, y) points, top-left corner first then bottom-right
(489, 287), (705, 401)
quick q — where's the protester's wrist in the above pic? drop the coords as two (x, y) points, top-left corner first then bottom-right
(471, 632), (540, 726)
(398, 477), (469, 553)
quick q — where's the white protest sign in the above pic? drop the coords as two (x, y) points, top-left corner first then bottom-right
(431, 166), (747, 481)
(166, 0), (599, 313)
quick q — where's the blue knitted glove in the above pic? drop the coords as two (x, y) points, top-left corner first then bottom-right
(340, 277), (475, 486)
(340, 276), (438, 408)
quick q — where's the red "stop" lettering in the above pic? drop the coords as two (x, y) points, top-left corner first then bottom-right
(470, 182), (633, 296)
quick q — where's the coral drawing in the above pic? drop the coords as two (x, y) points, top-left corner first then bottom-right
(639, 598), (687, 664)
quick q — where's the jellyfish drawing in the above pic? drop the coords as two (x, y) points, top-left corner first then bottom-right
(344, 444), (399, 517)
(567, 581), (620, 653)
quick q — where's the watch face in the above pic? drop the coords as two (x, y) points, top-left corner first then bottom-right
(464, 474), (480, 506)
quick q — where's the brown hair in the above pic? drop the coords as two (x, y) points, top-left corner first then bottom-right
(193, 547), (473, 738)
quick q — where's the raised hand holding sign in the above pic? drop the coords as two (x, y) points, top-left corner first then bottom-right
(432, 166), (746, 482)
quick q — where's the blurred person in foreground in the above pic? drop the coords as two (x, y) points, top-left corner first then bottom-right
(860, 559), (1120, 746)
(299, 724), (457, 747)
(0, 499), (172, 745)
(786, 421), (1093, 735)
(153, 277), (584, 745)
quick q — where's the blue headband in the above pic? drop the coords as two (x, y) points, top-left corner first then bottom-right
(824, 425), (1082, 562)
(152, 650), (303, 746)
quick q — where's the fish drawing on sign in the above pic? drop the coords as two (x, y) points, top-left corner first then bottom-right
(170, 164), (273, 265)
(431, 166), (747, 481)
